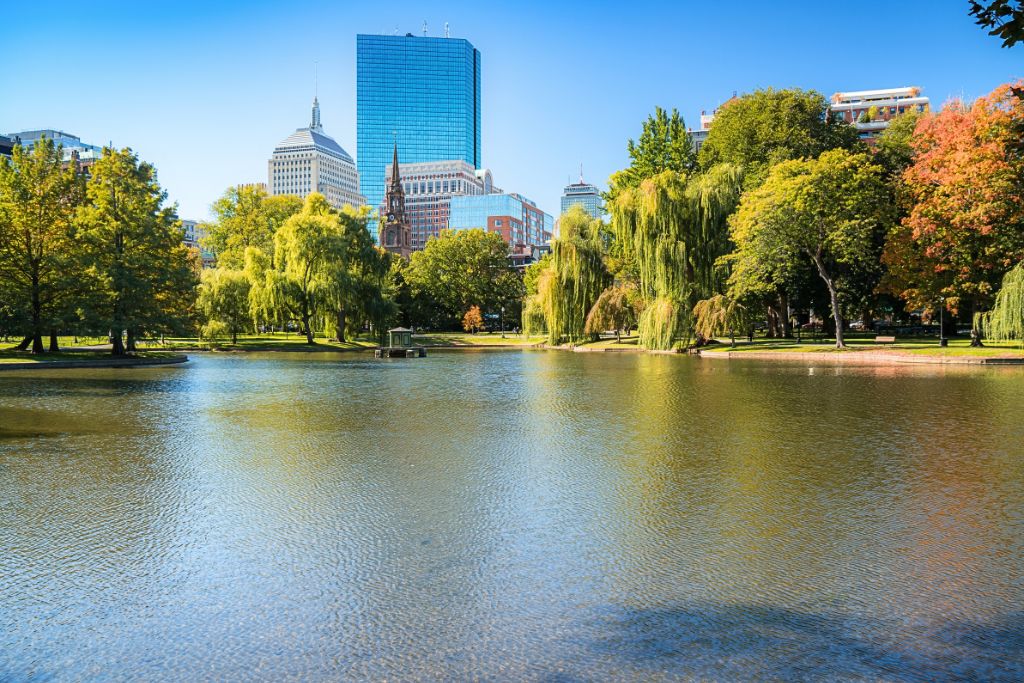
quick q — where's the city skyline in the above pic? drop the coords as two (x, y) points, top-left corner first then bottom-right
(1, 1), (1019, 223)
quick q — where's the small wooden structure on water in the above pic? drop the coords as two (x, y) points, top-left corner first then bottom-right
(375, 327), (426, 358)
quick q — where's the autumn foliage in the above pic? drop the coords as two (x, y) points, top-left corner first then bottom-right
(883, 83), (1024, 317)
(462, 305), (484, 334)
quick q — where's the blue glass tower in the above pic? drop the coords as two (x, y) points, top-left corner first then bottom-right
(357, 33), (481, 240)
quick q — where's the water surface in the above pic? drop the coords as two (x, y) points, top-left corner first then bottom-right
(2, 351), (1023, 681)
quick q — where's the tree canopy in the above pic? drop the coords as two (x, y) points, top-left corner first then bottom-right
(697, 88), (859, 189)
(729, 149), (890, 348)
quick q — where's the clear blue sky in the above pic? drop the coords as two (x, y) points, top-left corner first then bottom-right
(1, 1), (1020, 221)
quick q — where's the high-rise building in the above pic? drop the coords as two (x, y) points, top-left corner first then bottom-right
(384, 158), (496, 250)
(268, 98), (363, 210)
(830, 87), (930, 143)
(448, 193), (553, 247)
(560, 168), (603, 218)
(357, 32), (482, 231)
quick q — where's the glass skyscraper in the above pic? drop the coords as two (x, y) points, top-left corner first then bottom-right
(357, 33), (481, 239)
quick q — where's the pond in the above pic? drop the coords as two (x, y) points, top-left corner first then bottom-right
(2, 351), (1023, 681)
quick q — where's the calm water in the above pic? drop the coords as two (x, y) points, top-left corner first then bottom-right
(1, 350), (1023, 682)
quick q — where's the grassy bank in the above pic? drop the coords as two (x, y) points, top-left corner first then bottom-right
(0, 347), (182, 364)
(698, 336), (1024, 358)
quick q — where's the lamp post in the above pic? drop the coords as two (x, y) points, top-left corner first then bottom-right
(501, 305), (505, 338)
(939, 297), (947, 347)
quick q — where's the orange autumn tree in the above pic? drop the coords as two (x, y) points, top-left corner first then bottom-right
(882, 83), (1024, 341)
(462, 305), (483, 334)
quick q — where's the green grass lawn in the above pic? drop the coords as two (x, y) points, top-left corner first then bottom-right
(156, 333), (379, 352)
(700, 335), (1024, 357)
(413, 332), (545, 347)
(0, 347), (180, 364)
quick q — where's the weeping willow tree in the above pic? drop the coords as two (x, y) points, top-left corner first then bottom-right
(978, 262), (1024, 345)
(527, 206), (609, 345)
(693, 294), (754, 347)
(611, 165), (743, 349)
(584, 283), (639, 342)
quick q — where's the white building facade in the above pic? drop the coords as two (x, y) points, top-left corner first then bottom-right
(830, 87), (930, 143)
(268, 98), (364, 210)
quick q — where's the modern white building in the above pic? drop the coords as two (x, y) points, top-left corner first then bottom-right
(382, 158), (497, 250)
(268, 98), (364, 210)
(830, 87), (930, 143)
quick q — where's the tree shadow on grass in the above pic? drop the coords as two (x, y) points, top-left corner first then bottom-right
(587, 602), (1024, 682)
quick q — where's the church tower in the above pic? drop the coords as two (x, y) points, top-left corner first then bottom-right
(380, 143), (412, 259)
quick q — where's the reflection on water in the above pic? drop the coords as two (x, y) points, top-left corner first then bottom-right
(1, 352), (1023, 681)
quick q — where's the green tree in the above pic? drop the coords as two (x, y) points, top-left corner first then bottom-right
(697, 88), (859, 189)
(608, 106), (695, 199)
(611, 164), (743, 349)
(203, 185), (302, 268)
(197, 268), (251, 344)
(693, 294), (754, 347)
(584, 284), (638, 342)
(0, 136), (85, 353)
(261, 194), (342, 344)
(406, 229), (522, 328)
(978, 262), (1024, 343)
(78, 148), (197, 355)
(529, 206), (610, 345)
(728, 149), (891, 349)
(320, 205), (381, 342)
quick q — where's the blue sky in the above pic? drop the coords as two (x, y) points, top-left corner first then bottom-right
(1, 1), (1020, 221)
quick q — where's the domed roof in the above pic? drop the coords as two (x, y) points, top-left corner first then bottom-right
(272, 97), (354, 163)
(273, 127), (354, 163)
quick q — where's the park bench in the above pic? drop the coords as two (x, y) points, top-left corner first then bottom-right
(874, 335), (896, 344)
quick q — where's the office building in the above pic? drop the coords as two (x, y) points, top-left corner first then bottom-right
(384, 158), (496, 250)
(448, 193), (553, 247)
(560, 169), (603, 218)
(357, 32), (481, 227)
(830, 87), (930, 143)
(6, 129), (104, 171)
(268, 97), (363, 211)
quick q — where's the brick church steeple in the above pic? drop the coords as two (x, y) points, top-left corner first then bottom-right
(380, 142), (411, 258)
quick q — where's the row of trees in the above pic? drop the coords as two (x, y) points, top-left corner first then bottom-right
(0, 139), (196, 354)
(195, 184), (525, 344)
(527, 81), (1024, 350)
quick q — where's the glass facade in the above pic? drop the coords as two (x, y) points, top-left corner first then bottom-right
(357, 34), (481, 240)
(449, 194), (553, 247)
(560, 181), (604, 218)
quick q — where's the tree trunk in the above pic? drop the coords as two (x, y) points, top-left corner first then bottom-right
(126, 328), (137, 353)
(970, 301), (984, 347)
(49, 330), (59, 353)
(111, 331), (125, 356)
(778, 292), (792, 338)
(29, 272), (45, 354)
(809, 250), (844, 349)
(232, 329), (238, 345)
(335, 307), (346, 343)
(765, 304), (778, 338)
(15, 336), (32, 351)
(862, 306), (874, 334)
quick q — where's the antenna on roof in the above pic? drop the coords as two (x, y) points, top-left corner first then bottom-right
(445, 22), (450, 38)
(579, 163), (584, 184)
(394, 26), (399, 35)
(423, 20), (428, 36)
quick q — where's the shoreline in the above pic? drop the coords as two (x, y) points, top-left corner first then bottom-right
(698, 349), (1024, 365)
(0, 354), (189, 371)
